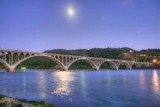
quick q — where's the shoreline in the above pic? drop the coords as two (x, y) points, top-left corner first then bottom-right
(0, 67), (159, 71)
(0, 95), (55, 107)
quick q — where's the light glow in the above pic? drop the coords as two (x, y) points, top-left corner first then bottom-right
(67, 7), (74, 16)
(152, 70), (160, 94)
(153, 59), (157, 63)
(21, 67), (26, 70)
(52, 72), (75, 97)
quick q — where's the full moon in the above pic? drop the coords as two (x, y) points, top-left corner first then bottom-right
(67, 7), (74, 16)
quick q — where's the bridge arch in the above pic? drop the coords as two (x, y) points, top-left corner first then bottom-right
(0, 58), (10, 70)
(67, 58), (98, 70)
(12, 55), (67, 70)
(141, 63), (149, 68)
(130, 63), (141, 69)
(98, 60), (117, 70)
(117, 61), (131, 70)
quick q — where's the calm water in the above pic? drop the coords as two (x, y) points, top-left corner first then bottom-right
(0, 69), (160, 107)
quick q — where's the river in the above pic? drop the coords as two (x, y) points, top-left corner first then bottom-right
(0, 69), (160, 107)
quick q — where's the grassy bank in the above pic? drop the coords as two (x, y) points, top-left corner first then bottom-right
(0, 95), (56, 107)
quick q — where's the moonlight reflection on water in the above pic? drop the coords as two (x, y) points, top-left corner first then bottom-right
(152, 70), (160, 95)
(52, 71), (75, 97)
(0, 69), (160, 107)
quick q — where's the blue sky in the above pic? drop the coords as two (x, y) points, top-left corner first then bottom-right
(0, 0), (159, 52)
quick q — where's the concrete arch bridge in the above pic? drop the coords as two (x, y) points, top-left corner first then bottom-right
(0, 50), (153, 72)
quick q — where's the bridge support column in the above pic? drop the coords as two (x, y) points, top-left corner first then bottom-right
(61, 67), (68, 71)
(7, 67), (15, 72)
(112, 66), (118, 70)
(93, 67), (99, 70)
(116, 66), (119, 70)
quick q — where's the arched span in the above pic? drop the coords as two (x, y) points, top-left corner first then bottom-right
(117, 61), (131, 69)
(67, 58), (98, 70)
(130, 63), (141, 69)
(141, 63), (149, 68)
(0, 58), (10, 69)
(12, 55), (66, 70)
(98, 60), (117, 69)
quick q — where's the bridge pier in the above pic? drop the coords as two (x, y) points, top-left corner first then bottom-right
(93, 67), (99, 70)
(6, 67), (15, 72)
(115, 66), (119, 70)
(113, 66), (118, 70)
(60, 67), (68, 71)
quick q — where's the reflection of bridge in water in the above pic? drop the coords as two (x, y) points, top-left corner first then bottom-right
(0, 50), (153, 72)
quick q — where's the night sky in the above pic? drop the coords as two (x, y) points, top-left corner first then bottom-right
(0, 0), (159, 52)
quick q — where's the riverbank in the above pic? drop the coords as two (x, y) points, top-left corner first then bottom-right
(0, 95), (55, 107)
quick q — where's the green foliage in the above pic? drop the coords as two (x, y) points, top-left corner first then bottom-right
(0, 63), (4, 69)
(26, 101), (54, 107)
(44, 49), (88, 56)
(44, 47), (134, 59)
(16, 57), (57, 69)
(68, 59), (92, 69)
(99, 61), (113, 69)
(118, 64), (128, 69)
(0, 95), (55, 107)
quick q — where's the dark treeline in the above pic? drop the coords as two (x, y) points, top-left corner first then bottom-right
(44, 47), (160, 61)
(44, 47), (134, 59)
(0, 47), (160, 69)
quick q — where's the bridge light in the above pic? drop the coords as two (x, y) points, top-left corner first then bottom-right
(21, 67), (26, 70)
(153, 59), (157, 63)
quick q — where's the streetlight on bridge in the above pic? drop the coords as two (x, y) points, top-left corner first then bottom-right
(153, 59), (157, 63)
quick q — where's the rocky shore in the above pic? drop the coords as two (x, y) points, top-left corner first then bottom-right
(0, 95), (55, 107)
